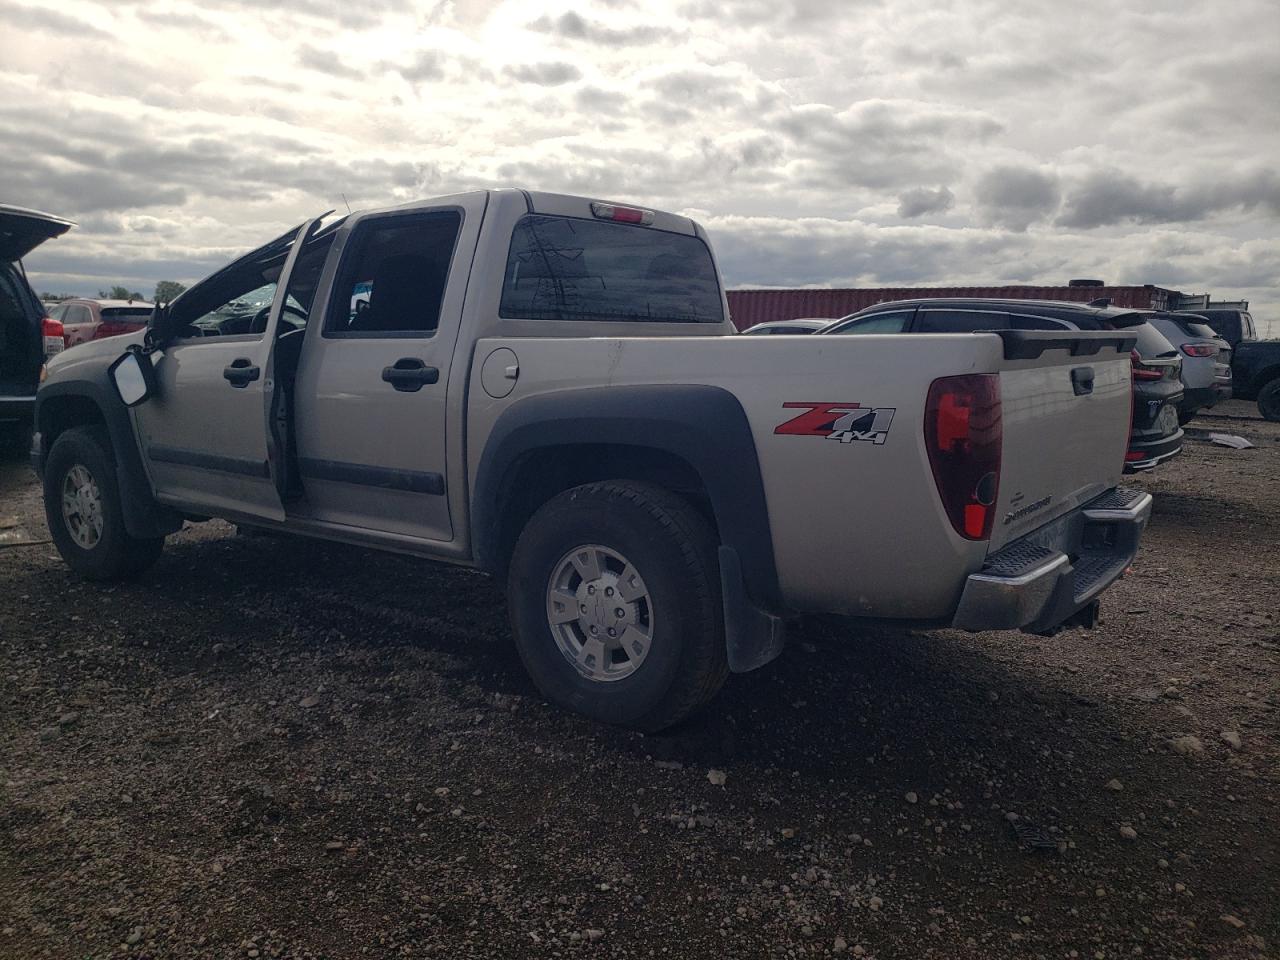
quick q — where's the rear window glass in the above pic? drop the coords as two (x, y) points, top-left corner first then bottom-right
(101, 307), (153, 320)
(1172, 318), (1217, 339)
(1133, 323), (1176, 357)
(499, 215), (723, 324)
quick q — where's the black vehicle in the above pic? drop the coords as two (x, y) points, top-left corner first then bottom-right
(1, 204), (72, 448)
(1177, 307), (1256, 349)
(1177, 307), (1280, 422)
(820, 298), (1185, 471)
(1230, 340), (1280, 421)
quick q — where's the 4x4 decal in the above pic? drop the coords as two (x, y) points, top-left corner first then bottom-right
(774, 402), (896, 445)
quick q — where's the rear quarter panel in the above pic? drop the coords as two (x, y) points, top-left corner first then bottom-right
(467, 334), (1012, 619)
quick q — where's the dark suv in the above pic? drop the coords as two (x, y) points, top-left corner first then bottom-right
(1, 204), (72, 447)
(820, 298), (1184, 471)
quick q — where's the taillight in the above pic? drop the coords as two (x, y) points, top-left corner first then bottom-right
(1181, 343), (1215, 358)
(924, 374), (1002, 541)
(41, 316), (65, 357)
(92, 322), (131, 340)
(1130, 349), (1163, 381)
(1125, 359), (1136, 471)
(589, 201), (654, 225)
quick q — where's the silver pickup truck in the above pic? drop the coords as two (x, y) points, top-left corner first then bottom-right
(33, 189), (1151, 730)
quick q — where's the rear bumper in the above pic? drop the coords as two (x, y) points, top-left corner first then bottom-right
(1124, 429), (1183, 472)
(952, 488), (1152, 634)
(1180, 384), (1231, 413)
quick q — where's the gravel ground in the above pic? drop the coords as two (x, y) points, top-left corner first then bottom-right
(1, 401), (1277, 960)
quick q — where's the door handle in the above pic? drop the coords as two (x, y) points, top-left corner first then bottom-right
(381, 358), (439, 392)
(1070, 366), (1094, 396)
(223, 358), (260, 387)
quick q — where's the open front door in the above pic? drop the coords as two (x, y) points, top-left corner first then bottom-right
(131, 218), (323, 522)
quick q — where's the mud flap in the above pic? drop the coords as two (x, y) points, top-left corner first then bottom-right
(719, 545), (788, 672)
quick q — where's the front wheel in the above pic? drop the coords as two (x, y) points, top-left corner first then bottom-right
(1257, 379), (1280, 423)
(43, 425), (164, 580)
(507, 481), (728, 732)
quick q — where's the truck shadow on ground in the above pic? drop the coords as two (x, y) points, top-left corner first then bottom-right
(28, 523), (1204, 819)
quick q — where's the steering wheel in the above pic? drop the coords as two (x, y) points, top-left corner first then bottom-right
(249, 303), (308, 334)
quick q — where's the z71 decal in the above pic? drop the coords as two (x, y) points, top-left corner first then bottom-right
(774, 402), (896, 445)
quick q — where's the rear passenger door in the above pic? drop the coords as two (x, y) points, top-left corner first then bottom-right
(291, 197), (485, 543)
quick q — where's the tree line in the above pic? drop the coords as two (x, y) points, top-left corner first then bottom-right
(38, 281), (188, 303)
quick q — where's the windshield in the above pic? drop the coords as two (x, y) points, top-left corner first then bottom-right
(499, 215), (723, 324)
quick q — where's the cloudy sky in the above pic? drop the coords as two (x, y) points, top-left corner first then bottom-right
(3, 0), (1278, 328)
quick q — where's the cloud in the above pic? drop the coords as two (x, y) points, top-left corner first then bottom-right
(505, 61), (582, 86)
(897, 186), (955, 219)
(0, 0), (1274, 325)
(133, 7), (229, 39)
(382, 49), (448, 83)
(189, 0), (411, 29)
(529, 10), (673, 46)
(678, 0), (867, 27)
(0, 2), (111, 37)
(296, 43), (362, 80)
(574, 85), (628, 112)
(973, 166), (1060, 231)
(777, 100), (1003, 190)
(1057, 168), (1280, 229)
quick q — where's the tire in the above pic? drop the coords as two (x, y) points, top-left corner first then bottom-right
(43, 425), (164, 580)
(1177, 410), (1196, 427)
(507, 480), (728, 732)
(1257, 379), (1280, 423)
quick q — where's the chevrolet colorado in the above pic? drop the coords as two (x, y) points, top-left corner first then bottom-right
(33, 189), (1150, 730)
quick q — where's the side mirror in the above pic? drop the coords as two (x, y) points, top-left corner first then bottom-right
(108, 347), (158, 407)
(148, 302), (173, 343)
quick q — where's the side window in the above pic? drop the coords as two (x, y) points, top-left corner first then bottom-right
(833, 310), (913, 334)
(917, 310), (1010, 333)
(326, 211), (461, 337)
(67, 305), (93, 325)
(181, 282), (280, 338)
(1011, 315), (1070, 331)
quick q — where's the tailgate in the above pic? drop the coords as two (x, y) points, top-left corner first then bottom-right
(988, 331), (1135, 551)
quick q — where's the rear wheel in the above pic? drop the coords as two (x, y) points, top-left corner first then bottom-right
(1257, 379), (1280, 422)
(43, 425), (164, 580)
(1177, 410), (1196, 427)
(507, 480), (728, 732)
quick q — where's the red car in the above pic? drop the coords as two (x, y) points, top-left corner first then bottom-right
(48, 298), (153, 348)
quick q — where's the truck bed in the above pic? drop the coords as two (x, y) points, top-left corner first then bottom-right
(467, 330), (1134, 619)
